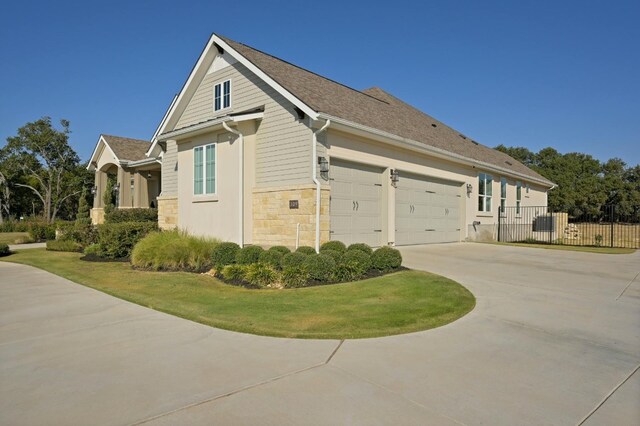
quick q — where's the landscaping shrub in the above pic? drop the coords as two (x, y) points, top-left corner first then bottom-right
(97, 222), (158, 259)
(341, 249), (372, 277)
(282, 251), (307, 268)
(281, 265), (310, 288)
(332, 262), (361, 283)
(221, 264), (248, 282)
(371, 246), (402, 271)
(320, 240), (347, 254)
(296, 246), (316, 255)
(259, 249), (283, 269)
(244, 263), (279, 288)
(268, 245), (291, 255)
(83, 243), (100, 255)
(211, 242), (241, 268)
(236, 245), (264, 265)
(28, 222), (57, 241)
(0, 243), (10, 257)
(105, 208), (158, 223)
(57, 222), (98, 247)
(131, 230), (219, 271)
(347, 243), (373, 255)
(46, 239), (83, 252)
(303, 253), (336, 282)
(320, 249), (341, 264)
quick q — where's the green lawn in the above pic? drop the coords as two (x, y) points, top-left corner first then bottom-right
(1, 249), (475, 339)
(0, 232), (32, 245)
(479, 241), (636, 254)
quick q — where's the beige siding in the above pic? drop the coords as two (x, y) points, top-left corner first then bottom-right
(326, 129), (550, 243)
(161, 140), (178, 196)
(174, 62), (312, 187)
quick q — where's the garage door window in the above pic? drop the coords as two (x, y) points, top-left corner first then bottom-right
(478, 173), (492, 212)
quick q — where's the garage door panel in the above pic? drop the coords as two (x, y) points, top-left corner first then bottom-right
(330, 160), (384, 247)
(395, 172), (461, 245)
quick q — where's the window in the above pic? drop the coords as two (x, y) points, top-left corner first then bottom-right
(214, 80), (231, 111)
(516, 181), (522, 215)
(194, 144), (216, 195)
(500, 177), (507, 215)
(478, 173), (493, 212)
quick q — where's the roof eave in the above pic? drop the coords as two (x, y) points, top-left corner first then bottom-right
(157, 111), (264, 142)
(318, 113), (555, 188)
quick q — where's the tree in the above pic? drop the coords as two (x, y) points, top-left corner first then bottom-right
(76, 187), (91, 224)
(1, 117), (83, 223)
(103, 175), (115, 214)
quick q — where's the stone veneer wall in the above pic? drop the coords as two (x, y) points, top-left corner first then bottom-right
(90, 208), (105, 225)
(253, 185), (330, 248)
(157, 196), (178, 230)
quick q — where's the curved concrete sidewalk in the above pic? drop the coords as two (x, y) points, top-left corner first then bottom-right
(1, 244), (639, 425)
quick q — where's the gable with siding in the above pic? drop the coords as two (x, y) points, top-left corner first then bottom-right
(172, 61), (312, 188)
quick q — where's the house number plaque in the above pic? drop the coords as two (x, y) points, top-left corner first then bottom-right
(289, 200), (299, 209)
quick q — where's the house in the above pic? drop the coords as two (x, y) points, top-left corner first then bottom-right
(87, 135), (161, 224)
(89, 33), (555, 250)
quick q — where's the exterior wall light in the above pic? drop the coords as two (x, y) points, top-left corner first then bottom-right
(90, 186), (97, 196)
(318, 156), (329, 173)
(466, 183), (473, 195)
(390, 169), (400, 186)
(113, 183), (120, 194)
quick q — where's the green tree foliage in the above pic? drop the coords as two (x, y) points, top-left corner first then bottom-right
(495, 145), (639, 217)
(0, 117), (87, 222)
(76, 188), (91, 224)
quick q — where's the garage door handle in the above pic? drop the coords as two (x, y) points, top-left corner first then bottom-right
(374, 229), (382, 232)
(355, 201), (359, 211)
(352, 201), (356, 211)
(425, 229), (436, 231)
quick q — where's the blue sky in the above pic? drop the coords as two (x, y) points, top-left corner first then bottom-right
(1, 0), (638, 165)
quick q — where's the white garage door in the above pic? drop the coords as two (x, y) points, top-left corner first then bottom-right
(395, 172), (461, 245)
(330, 159), (384, 247)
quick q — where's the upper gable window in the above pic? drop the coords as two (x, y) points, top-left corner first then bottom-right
(214, 80), (231, 112)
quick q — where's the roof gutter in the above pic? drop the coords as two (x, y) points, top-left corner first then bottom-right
(312, 119), (331, 253)
(318, 113), (556, 188)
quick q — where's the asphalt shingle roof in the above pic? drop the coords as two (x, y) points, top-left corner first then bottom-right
(102, 135), (151, 162)
(218, 34), (551, 185)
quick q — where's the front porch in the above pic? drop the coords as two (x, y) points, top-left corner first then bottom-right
(87, 135), (161, 224)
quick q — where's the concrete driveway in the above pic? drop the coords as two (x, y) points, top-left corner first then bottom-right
(1, 244), (638, 425)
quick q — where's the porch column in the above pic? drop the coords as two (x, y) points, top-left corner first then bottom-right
(94, 170), (107, 208)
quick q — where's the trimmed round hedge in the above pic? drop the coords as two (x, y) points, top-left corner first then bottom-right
(211, 242), (240, 268)
(347, 243), (373, 255)
(0, 243), (11, 257)
(282, 251), (307, 268)
(371, 246), (402, 271)
(341, 249), (372, 277)
(320, 249), (342, 264)
(320, 240), (346, 254)
(296, 246), (316, 255)
(268, 245), (291, 255)
(236, 245), (264, 265)
(303, 253), (336, 282)
(259, 249), (284, 269)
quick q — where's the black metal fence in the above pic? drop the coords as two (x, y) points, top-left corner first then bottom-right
(497, 205), (640, 249)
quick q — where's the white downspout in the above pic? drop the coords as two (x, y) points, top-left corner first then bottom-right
(312, 119), (331, 253)
(223, 121), (244, 248)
